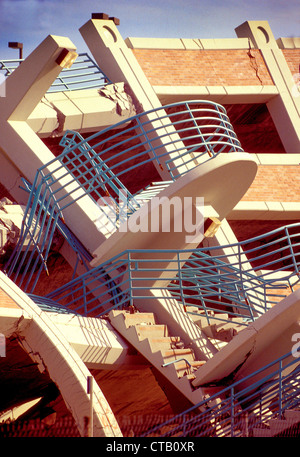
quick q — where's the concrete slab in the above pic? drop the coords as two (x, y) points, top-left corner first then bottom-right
(91, 152), (257, 266)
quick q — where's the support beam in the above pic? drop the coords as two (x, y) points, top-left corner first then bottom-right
(0, 35), (107, 253)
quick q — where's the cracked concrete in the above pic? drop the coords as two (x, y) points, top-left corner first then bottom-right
(99, 82), (136, 117)
(41, 97), (66, 137)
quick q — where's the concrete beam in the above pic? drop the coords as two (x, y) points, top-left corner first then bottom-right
(28, 83), (135, 137)
(153, 85), (278, 105)
(0, 272), (122, 437)
(228, 201), (300, 220)
(47, 312), (147, 369)
(0, 35), (109, 253)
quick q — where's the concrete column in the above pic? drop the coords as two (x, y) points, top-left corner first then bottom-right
(80, 15), (197, 180)
(235, 21), (300, 153)
(0, 35), (107, 253)
(79, 15), (163, 112)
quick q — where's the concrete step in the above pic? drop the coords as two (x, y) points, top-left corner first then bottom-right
(135, 324), (169, 339)
(187, 310), (244, 325)
(202, 324), (238, 342)
(253, 410), (300, 437)
(285, 409), (300, 423)
(187, 309), (244, 341)
(167, 359), (206, 378)
(162, 348), (195, 363)
(208, 338), (227, 351)
(269, 418), (298, 435)
(122, 312), (157, 327)
(252, 427), (272, 437)
(148, 336), (181, 351)
(109, 308), (207, 405)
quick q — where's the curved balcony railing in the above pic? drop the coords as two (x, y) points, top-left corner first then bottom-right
(27, 223), (300, 325)
(0, 53), (111, 92)
(6, 100), (244, 291)
(59, 99), (243, 183)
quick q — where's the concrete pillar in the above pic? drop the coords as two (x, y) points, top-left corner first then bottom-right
(80, 15), (197, 180)
(235, 21), (300, 153)
(0, 35), (107, 253)
(79, 15), (163, 112)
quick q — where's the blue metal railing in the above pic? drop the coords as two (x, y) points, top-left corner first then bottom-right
(168, 224), (300, 324)
(5, 100), (244, 292)
(0, 53), (111, 92)
(43, 252), (129, 317)
(29, 294), (80, 315)
(58, 129), (141, 224)
(0, 58), (21, 75)
(58, 100), (243, 182)
(5, 178), (94, 291)
(24, 223), (300, 325)
(141, 350), (300, 437)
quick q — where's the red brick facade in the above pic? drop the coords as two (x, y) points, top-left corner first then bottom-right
(132, 49), (274, 86)
(132, 48), (300, 87)
(282, 49), (300, 76)
(242, 165), (300, 202)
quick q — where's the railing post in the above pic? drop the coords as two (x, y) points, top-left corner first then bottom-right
(286, 226), (300, 279)
(128, 251), (133, 306)
(87, 376), (93, 437)
(177, 251), (186, 312)
(230, 387), (235, 437)
(242, 411), (249, 437)
(279, 359), (283, 418)
(182, 413), (187, 437)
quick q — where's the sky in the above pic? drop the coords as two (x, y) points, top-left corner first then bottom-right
(0, 0), (299, 59)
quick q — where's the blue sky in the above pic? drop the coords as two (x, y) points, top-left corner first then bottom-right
(0, 0), (299, 58)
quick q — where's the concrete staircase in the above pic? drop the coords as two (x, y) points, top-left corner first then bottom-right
(253, 410), (300, 437)
(186, 307), (245, 343)
(108, 309), (212, 408)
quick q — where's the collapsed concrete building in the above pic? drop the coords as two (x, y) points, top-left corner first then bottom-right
(0, 14), (300, 437)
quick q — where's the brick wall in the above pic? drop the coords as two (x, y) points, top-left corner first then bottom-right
(132, 49), (274, 86)
(229, 219), (299, 242)
(242, 165), (300, 202)
(282, 49), (300, 76)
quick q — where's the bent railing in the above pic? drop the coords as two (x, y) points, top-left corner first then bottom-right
(6, 100), (243, 292)
(25, 223), (300, 324)
(141, 350), (300, 437)
(169, 223), (300, 322)
(0, 53), (111, 92)
(59, 99), (243, 183)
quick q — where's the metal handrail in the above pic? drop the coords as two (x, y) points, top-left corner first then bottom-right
(141, 349), (300, 437)
(6, 100), (244, 292)
(0, 53), (111, 92)
(168, 224), (300, 322)
(22, 223), (299, 326)
(58, 100), (243, 181)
